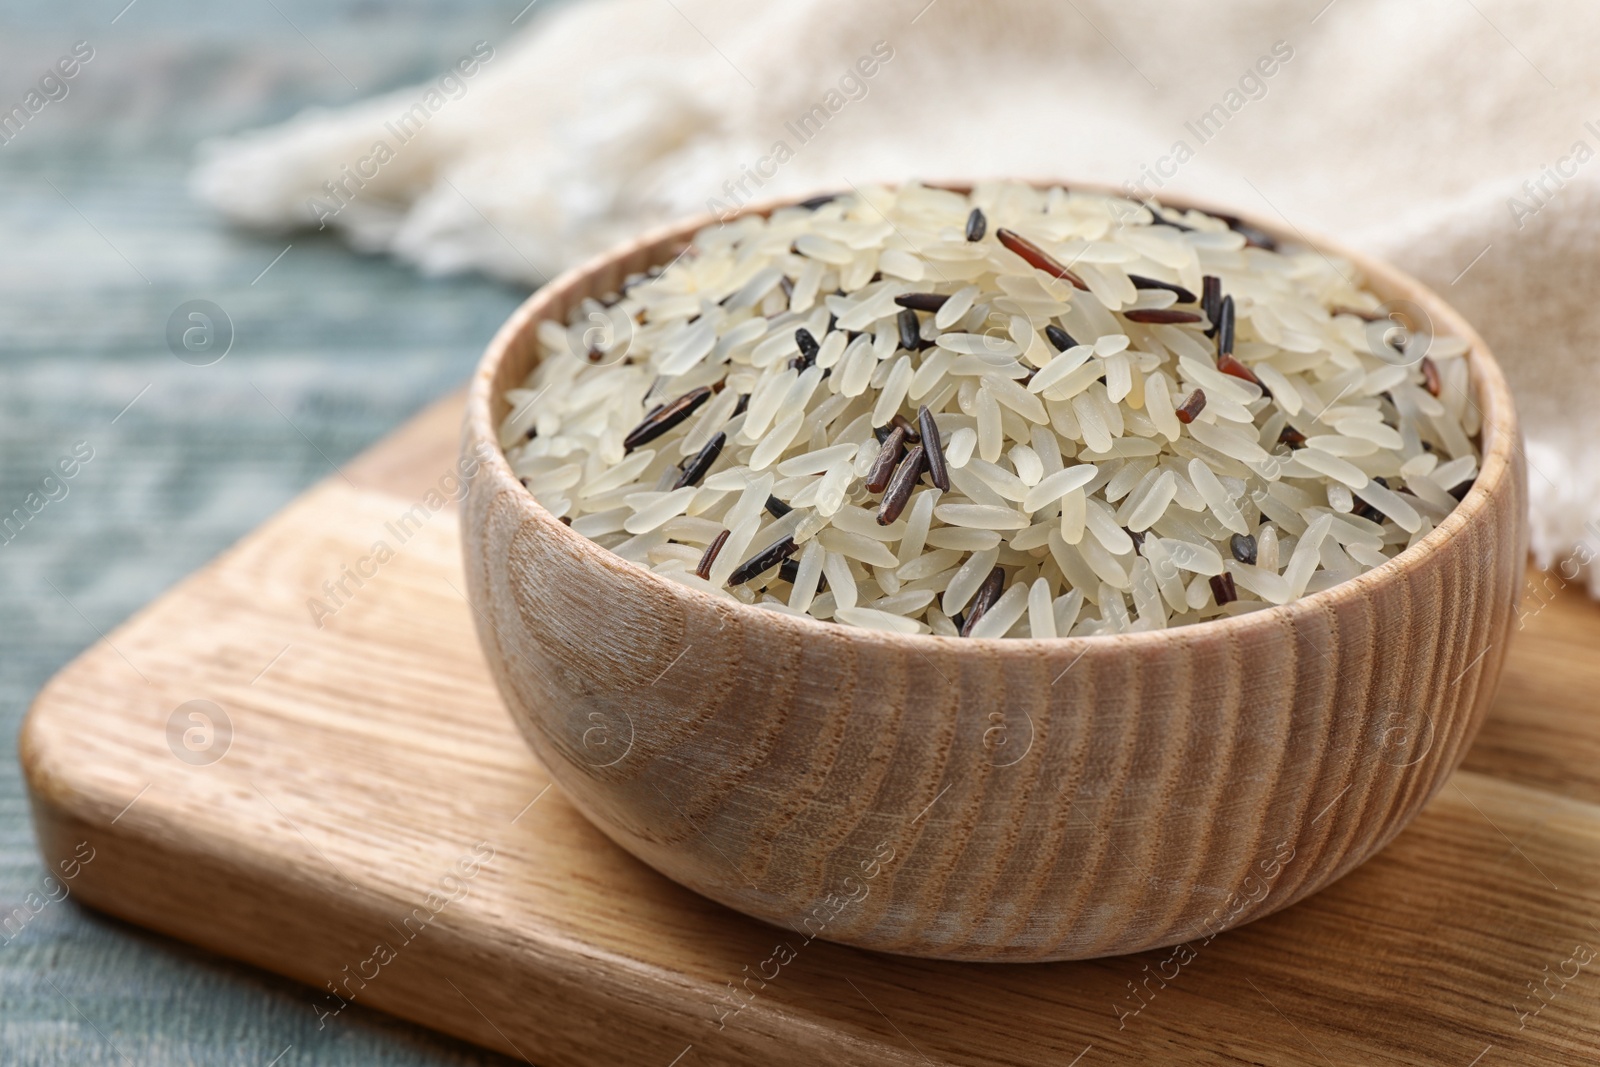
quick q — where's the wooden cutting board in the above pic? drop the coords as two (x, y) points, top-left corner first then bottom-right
(21, 392), (1600, 1067)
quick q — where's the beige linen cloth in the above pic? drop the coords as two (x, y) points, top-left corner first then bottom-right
(193, 0), (1600, 591)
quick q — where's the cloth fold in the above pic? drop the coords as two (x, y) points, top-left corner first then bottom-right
(192, 0), (1600, 589)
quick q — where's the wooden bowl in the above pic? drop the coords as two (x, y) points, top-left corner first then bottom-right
(461, 185), (1526, 962)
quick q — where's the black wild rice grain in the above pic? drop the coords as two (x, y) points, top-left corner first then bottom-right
(1147, 209), (1196, 232)
(1216, 295), (1236, 359)
(794, 327), (820, 368)
(1217, 353), (1264, 390)
(1353, 476), (1389, 523)
(894, 292), (949, 313)
(878, 444), (927, 525)
(898, 307), (920, 352)
(695, 529), (729, 580)
(1123, 308), (1203, 325)
(1230, 533), (1257, 565)
(865, 426), (906, 493)
(727, 535), (798, 586)
(732, 393), (751, 417)
(765, 495), (793, 518)
(559, 516), (572, 526)
(798, 193), (838, 210)
(890, 413), (922, 444)
(1278, 425), (1306, 448)
(1219, 214), (1278, 251)
(674, 431), (726, 489)
(1175, 389), (1207, 424)
(959, 567), (1007, 637)
(965, 207), (987, 242)
(623, 386), (713, 451)
(918, 405), (950, 491)
(1045, 324), (1078, 352)
(1421, 356), (1442, 397)
(779, 558), (826, 590)
(620, 266), (661, 297)
(1209, 572), (1238, 606)
(1128, 275), (1197, 303)
(1202, 275), (1221, 337)
(995, 228), (1089, 290)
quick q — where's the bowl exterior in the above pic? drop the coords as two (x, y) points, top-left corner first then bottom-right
(462, 192), (1527, 961)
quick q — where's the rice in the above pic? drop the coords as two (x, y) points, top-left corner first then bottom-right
(499, 182), (1482, 637)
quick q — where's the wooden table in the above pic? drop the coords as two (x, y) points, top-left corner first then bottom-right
(21, 385), (1600, 1067)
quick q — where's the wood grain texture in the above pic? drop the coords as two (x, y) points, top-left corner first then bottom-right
(18, 471), (1600, 1067)
(461, 189), (1530, 960)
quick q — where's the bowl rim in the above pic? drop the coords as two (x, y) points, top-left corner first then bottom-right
(465, 180), (1520, 655)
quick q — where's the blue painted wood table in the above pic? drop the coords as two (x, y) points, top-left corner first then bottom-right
(0, 1), (542, 1062)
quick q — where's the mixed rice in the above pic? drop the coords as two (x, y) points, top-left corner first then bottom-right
(498, 182), (1479, 638)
